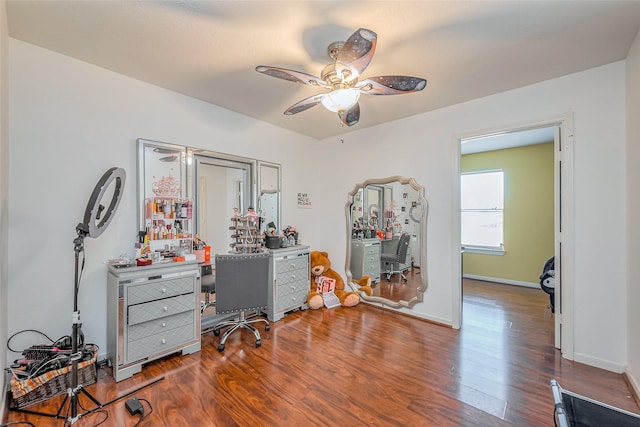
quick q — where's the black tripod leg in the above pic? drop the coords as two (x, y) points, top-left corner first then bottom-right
(73, 376), (166, 421)
(78, 386), (103, 407)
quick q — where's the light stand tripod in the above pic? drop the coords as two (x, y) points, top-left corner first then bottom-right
(10, 167), (163, 424)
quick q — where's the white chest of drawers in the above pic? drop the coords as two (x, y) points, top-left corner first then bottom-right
(351, 238), (381, 282)
(107, 262), (200, 382)
(267, 246), (310, 322)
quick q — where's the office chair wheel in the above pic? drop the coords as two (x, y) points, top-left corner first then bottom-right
(217, 343), (225, 352)
(265, 324), (270, 331)
(213, 328), (220, 336)
(255, 339), (261, 348)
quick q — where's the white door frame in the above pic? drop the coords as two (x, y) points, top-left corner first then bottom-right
(451, 113), (574, 360)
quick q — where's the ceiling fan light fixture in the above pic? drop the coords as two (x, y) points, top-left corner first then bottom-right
(321, 88), (360, 112)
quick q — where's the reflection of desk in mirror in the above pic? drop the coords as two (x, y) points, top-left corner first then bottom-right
(351, 238), (381, 283)
(380, 236), (412, 274)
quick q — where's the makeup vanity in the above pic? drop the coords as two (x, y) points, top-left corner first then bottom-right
(106, 261), (201, 382)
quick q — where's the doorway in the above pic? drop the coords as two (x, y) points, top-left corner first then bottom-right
(455, 116), (574, 358)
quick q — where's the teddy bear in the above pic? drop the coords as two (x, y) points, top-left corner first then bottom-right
(308, 251), (371, 309)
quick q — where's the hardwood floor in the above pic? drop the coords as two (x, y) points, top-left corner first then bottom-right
(4, 275), (638, 426)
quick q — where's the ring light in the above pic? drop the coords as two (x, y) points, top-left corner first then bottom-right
(76, 167), (126, 238)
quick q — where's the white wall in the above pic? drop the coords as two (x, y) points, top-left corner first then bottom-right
(6, 37), (631, 375)
(6, 39), (317, 360)
(319, 62), (628, 371)
(626, 28), (640, 396)
(0, 0), (9, 404)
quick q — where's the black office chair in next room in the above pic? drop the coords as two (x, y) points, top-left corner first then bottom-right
(212, 252), (271, 352)
(380, 233), (411, 282)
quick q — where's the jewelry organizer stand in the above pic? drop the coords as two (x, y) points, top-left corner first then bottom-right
(230, 216), (265, 253)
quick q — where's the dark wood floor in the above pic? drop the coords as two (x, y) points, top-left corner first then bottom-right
(4, 275), (639, 426)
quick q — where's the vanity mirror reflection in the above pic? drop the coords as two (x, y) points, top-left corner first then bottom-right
(137, 139), (281, 257)
(137, 139), (187, 231)
(258, 161), (281, 235)
(346, 176), (428, 308)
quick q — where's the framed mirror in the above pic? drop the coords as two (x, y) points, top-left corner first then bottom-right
(137, 138), (187, 231)
(345, 176), (428, 308)
(137, 139), (282, 257)
(189, 149), (257, 257)
(257, 161), (281, 234)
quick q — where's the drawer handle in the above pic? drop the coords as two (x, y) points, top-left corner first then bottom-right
(163, 306), (168, 312)
(161, 339), (166, 344)
(161, 322), (167, 327)
(161, 288), (167, 293)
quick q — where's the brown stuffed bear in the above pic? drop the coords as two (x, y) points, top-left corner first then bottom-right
(353, 275), (373, 297)
(308, 251), (363, 309)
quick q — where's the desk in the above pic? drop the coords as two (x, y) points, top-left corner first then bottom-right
(107, 261), (201, 382)
(199, 246), (310, 328)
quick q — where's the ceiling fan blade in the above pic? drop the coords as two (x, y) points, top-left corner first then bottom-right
(256, 65), (323, 86)
(337, 28), (377, 75)
(359, 76), (427, 95)
(338, 103), (360, 127)
(284, 93), (326, 115)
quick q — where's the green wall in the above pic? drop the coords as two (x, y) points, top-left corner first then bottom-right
(461, 142), (554, 285)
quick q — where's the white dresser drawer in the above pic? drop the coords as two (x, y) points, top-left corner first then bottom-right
(127, 276), (194, 305)
(128, 293), (194, 326)
(127, 311), (194, 342)
(127, 324), (195, 362)
(276, 256), (308, 275)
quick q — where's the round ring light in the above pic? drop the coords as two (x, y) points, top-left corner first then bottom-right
(79, 167), (126, 238)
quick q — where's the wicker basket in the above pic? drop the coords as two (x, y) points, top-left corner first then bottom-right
(9, 345), (98, 409)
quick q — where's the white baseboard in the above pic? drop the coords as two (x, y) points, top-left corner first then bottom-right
(625, 369), (640, 404)
(361, 300), (453, 327)
(574, 352), (626, 374)
(463, 274), (539, 289)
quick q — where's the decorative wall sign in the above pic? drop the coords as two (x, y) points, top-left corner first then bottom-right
(297, 192), (312, 209)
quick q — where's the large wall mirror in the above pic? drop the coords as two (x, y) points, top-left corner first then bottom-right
(190, 148), (256, 256)
(137, 139), (187, 230)
(258, 161), (281, 233)
(346, 176), (428, 308)
(137, 139), (280, 256)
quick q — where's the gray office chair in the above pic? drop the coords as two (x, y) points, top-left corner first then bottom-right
(200, 263), (215, 314)
(212, 252), (271, 352)
(380, 233), (411, 282)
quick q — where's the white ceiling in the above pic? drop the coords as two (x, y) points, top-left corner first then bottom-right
(6, 1), (640, 141)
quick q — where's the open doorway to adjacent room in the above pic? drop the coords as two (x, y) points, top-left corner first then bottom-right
(457, 121), (570, 353)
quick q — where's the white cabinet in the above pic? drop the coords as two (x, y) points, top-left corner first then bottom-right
(107, 261), (200, 382)
(267, 246), (310, 322)
(351, 238), (381, 282)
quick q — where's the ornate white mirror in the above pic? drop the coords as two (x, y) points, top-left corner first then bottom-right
(346, 176), (428, 308)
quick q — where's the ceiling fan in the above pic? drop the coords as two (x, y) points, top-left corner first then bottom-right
(255, 28), (427, 127)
